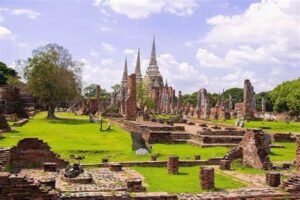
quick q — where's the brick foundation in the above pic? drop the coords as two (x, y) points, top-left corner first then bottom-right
(109, 163), (123, 171)
(126, 178), (146, 192)
(266, 172), (281, 187)
(44, 162), (57, 172)
(167, 156), (179, 174)
(200, 167), (214, 190)
(219, 159), (231, 170)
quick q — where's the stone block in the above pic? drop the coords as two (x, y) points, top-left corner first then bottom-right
(200, 167), (214, 190)
(266, 172), (280, 187)
(109, 163), (122, 172)
(167, 156), (179, 174)
(219, 159), (231, 170)
(194, 155), (201, 160)
(43, 162), (57, 172)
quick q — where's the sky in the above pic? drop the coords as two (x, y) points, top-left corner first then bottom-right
(0, 0), (299, 94)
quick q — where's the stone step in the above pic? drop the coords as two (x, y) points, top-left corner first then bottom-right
(200, 135), (243, 144)
(187, 140), (238, 148)
(197, 130), (245, 136)
(172, 139), (188, 144)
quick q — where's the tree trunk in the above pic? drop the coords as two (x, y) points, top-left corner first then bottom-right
(47, 104), (57, 119)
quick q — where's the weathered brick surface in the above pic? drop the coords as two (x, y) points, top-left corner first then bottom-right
(0, 172), (58, 200)
(297, 137), (300, 176)
(168, 156), (179, 174)
(266, 172), (281, 187)
(125, 74), (137, 121)
(219, 159), (231, 170)
(200, 167), (214, 190)
(10, 138), (68, 170)
(240, 129), (272, 169)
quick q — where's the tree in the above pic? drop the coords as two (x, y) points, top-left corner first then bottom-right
(255, 91), (273, 112)
(22, 43), (82, 119)
(111, 84), (120, 94)
(223, 88), (243, 103)
(136, 81), (153, 111)
(269, 78), (300, 116)
(0, 61), (17, 85)
(83, 84), (97, 97)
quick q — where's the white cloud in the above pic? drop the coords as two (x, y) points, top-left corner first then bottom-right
(0, 26), (14, 40)
(11, 9), (40, 19)
(93, 0), (199, 19)
(81, 58), (121, 91)
(194, 0), (300, 92)
(100, 26), (112, 32)
(123, 48), (136, 55)
(155, 53), (208, 92)
(101, 42), (115, 53)
(101, 58), (114, 65)
(89, 50), (99, 57)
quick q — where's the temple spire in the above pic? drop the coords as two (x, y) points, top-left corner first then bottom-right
(121, 57), (128, 87)
(135, 48), (142, 82)
(149, 35), (157, 66)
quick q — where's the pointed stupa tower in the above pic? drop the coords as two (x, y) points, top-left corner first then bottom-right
(121, 57), (128, 89)
(135, 48), (143, 82)
(144, 36), (164, 89)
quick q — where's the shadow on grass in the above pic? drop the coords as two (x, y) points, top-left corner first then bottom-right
(47, 117), (91, 125)
(176, 172), (189, 176)
(269, 151), (281, 156)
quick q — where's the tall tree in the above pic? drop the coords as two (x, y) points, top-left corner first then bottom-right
(22, 43), (82, 119)
(269, 78), (300, 116)
(0, 61), (17, 85)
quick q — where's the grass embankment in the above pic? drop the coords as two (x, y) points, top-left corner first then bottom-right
(0, 112), (228, 164)
(212, 119), (300, 133)
(133, 166), (246, 193)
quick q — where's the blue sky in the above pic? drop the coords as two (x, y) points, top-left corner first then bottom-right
(0, 0), (299, 94)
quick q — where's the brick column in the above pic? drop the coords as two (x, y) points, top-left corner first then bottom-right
(219, 159), (231, 170)
(266, 172), (281, 187)
(200, 167), (214, 190)
(109, 163), (122, 171)
(167, 156), (179, 174)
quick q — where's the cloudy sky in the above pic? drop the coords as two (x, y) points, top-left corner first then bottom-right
(0, 0), (299, 94)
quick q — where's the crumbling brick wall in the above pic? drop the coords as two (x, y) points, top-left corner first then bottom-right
(0, 172), (58, 200)
(224, 129), (272, 170)
(125, 74), (137, 121)
(10, 138), (68, 170)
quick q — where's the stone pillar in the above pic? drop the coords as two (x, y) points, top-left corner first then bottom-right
(167, 156), (179, 174)
(176, 91), (182, 114)
(125, 74), (137, 121)
(266, 172), (281, 187)
(261, 96), (266, 113)
(200, 167), (214, 190)
(243, 79), (255, 119)
(229, 94), (233, 110)
(297, 137), (300, 176)
(219, 159), (231, 170)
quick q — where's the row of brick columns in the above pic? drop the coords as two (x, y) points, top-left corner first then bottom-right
(167, 156), (215, 190)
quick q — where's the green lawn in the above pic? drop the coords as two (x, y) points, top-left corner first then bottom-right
(133, 166), (246, 193)
(0, 112), (228, 164)
(269, 142), (297, 162)
(213, 119), (300, 133)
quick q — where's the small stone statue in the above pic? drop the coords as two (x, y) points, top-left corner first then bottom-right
(64, 163), (84, 178)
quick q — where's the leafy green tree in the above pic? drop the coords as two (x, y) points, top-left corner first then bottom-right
(0, 61), (17, 85)
(223, 88), (243, 103)
(111, 84), (120, 94)
(22, 43), (82, 119)
(136, 81), (153, 110)
(269, 78), (300, 116)
(84, 84), (97, 97)
(182, 92), (197, 106)
(255, 91), (273, 112)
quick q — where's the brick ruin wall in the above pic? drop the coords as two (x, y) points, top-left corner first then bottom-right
(9, 138), (68, 170)
(224, 129), (272, 169)
(0, 172), (58, 200)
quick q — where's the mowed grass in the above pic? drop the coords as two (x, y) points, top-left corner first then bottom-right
(0, 112), (228, 164)
(269, 142), (297, 162)
(133, 166), (246, 193)
(213, 119), (300, 133)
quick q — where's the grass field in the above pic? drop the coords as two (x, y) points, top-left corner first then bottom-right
(212, 119), (300, 133)
(133, 166), (246, 193)
(0, 112), (228, 164)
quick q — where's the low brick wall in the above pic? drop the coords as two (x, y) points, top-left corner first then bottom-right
(81, 158), (223, 168)
(272, 133), (296, 142)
